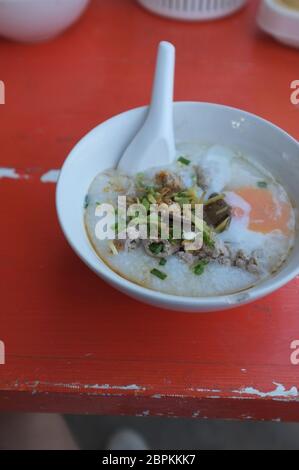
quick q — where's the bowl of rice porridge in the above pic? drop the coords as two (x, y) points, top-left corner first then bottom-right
(56, 102), (299, 312)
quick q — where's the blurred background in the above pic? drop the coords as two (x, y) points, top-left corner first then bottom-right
(1, 413), (299, 449)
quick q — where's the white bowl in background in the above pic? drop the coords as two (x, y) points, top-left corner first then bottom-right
(137, 0), (247, 21)
(0, 0), (90, 43)
(56, 102), (299, 312)
(257, 0), (299, 48)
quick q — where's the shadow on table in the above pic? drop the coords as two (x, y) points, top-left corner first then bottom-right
(66, 414), (299, 450)
(1, 413), (299, 450)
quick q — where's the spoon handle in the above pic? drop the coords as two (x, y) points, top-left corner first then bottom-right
(147, 41), (175, 130)
(117, 41), (176, 174)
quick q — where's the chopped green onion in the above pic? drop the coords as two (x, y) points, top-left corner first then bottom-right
(257, 181), (267, 188)
(111, 222), (119, 232)
(178, 156), (191, 166)
(193, 260), (208, 276)
(147, 193), (156, 204)
(149, 242), (164, 255)
(150, 268), (167, 280)
(191, 174), (197, 184)
(174, 196), (190, 205)
(159, 258), (167, 266)
(203, 230), (214, 248)
(141, 197), (150, 211)
(191, 216), (215, 248)
(173, 192), (191, 204)
(135, 172), (145, 188)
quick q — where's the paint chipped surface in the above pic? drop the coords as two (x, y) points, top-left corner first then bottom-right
(0, 167), (60, 182)
(189, 387), (221, 393)
(233, 382), (298, 399)
(0, 168), (27, 179)
(40, 169), (60, 183)
(23, 381), (146, 393)
(85, 383), (145, 391)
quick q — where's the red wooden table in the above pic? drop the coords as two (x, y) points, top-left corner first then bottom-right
(0, 0), (299, 421)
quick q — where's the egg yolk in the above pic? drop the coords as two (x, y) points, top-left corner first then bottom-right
(232, 187), (293, 235)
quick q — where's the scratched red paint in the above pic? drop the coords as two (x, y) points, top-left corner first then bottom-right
(0, 0), (299, 420)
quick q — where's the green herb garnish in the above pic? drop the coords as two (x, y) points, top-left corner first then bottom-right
(177, 156), (191, 166)
(203, 221), (215, 248)
(141, 197), (150, 211)
(173, 191), (192, 204)
(135, 172), (146, 189)
(149, 242), (164, 255)
(136, 172), (145, 180)
(147, 193), (156, 204)
(159, 258), (167, 266)
(193, 260), (209, 276)
(257, 181), (267, 188)
(174, 196), (190, 205)
(203, 231), (214, 248)
(150, 268), (167, 280)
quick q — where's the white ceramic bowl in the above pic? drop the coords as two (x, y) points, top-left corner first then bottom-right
(137, 0), (247, 21)
(56, 102), (299, 312)
(257, 0), (299, 49)
(0, 0), (90, 43)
